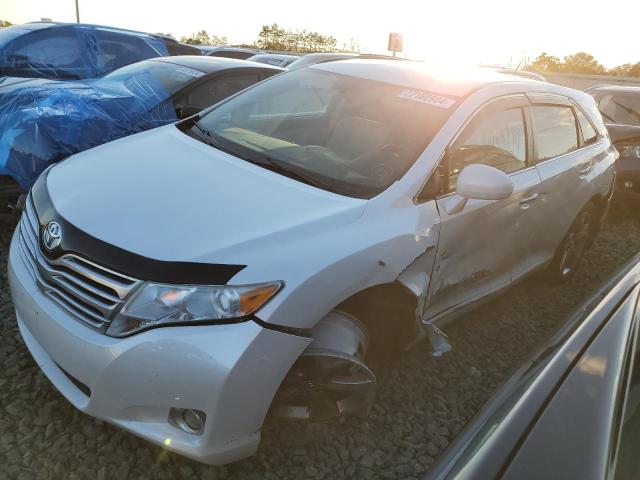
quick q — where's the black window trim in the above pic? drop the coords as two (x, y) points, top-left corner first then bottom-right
(572, 101), (602, 148)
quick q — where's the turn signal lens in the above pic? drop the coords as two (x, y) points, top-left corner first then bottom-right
(239, 283), (281, 315)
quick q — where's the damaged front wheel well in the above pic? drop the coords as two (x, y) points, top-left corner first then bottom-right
(335, 281), (420, 359)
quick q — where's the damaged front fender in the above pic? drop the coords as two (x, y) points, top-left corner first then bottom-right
(398, 245), (452, 357)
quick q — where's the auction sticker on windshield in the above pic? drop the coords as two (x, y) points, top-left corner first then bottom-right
(397, 89), (457, 108)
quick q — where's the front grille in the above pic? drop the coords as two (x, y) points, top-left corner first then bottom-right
(17, 198), (142, 330)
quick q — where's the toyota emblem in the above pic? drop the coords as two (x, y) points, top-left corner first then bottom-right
(43, 221), (63, 251)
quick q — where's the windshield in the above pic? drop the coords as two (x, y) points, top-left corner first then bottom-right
(194, 68), (455, 198)
(102, 59), (204, 95)
(595, 93), (640, 126)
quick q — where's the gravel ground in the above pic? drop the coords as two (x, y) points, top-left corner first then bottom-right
(2, 212), (640, 480)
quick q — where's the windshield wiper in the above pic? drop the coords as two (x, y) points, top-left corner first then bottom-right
(253, 156), (340, 193)
(188, 123), (341, 193)
(189, 122), (253, 161)
(192, 121), (213, 139)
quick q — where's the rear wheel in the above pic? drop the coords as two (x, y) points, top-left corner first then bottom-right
(548, 205), (596, 282)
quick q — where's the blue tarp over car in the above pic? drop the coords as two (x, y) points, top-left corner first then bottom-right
(0, 72), (177, 189)
(0, 23), (169, 80)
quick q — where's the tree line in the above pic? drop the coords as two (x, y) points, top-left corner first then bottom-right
(527, 52), (640, 77)
(179, 30), (228, 47)
(181, 23), (342, 52)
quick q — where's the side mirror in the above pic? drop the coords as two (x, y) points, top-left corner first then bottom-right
(445, 164), (514, 215)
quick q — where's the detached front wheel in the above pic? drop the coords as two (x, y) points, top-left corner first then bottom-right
(270, 310), (377, 421)
(548, 205), (596, 282)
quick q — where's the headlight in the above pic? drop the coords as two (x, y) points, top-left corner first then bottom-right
(621, 144), (640, 159)
(106, 281), (283, 337)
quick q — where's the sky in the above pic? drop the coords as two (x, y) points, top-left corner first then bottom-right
(3, 0), (638, 68)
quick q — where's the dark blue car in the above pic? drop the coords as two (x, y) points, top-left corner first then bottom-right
(0, 22), (200, 80)
(0, 56), (282, 219)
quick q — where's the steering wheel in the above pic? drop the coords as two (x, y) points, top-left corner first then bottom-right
(349, 144), (412, 186)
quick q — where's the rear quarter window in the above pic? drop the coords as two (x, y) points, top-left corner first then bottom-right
(575, 107), (598, 146)
(582, 94), (609, 136)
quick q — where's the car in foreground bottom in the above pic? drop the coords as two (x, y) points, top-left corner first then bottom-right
(9, 60), (615, 464)
(427, 254), (640, 480)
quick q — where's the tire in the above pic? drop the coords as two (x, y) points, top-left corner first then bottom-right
(547, 204), (597, 283)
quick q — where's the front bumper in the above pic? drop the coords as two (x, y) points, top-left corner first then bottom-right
(8, 230), (310, 465)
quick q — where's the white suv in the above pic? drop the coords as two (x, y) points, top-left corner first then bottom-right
(8, 60), (616, 465)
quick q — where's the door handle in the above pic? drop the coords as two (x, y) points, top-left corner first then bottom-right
(519, 193), (539, 209)
(579, 163), (593, 178)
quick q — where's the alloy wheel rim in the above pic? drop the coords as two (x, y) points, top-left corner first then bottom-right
(271, 350), (377, 421)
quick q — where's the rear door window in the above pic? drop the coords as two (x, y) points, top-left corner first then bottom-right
(531, 105), (579, 162)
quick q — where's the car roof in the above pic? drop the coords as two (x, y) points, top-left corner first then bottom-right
(586, 85), (640, 95)
(150, 55), (284, 74)
(311, 59), (538, 97)
(20, 21), (160, 39)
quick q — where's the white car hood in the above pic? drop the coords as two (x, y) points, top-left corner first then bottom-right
(46, 124), (366, 264)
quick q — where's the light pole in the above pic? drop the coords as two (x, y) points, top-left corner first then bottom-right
(75, 0), (80, 23)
